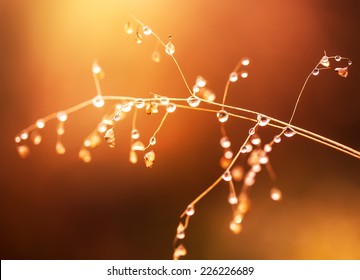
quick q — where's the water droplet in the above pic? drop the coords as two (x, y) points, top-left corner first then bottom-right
(229, 221), (242, 234)
(240, 146), (248, 153)
(222, 170), (232, 181)
(257, 114), (270, 126)
(336, 67), (348, 78)
(264, 144), (272, 153)
(186, 205), (195, 216)
(284, 126), (296, 137)
(20, 130), (29, 140)
(57, 111), (68, 122)
(217, 110), (229, 123)
(31, 130), (42, 145)
(228, 193), (238, 205)
(231, 165), (244, 181)
(244, 175), (255, 186)
(104, 128), (115, 148)
(97, 123), (107, 133)
(135, 32), (142, 44)
(165, 39), (175, 55)
(245, 144), (253, 153)
(79, 148), (91, 163)
(36, 119), (45, 129)
(176, 223), (185, 239)
(174, 244), (187, 258)
(144, 150), (156, 168)
(151, 50), (161, 63)
(160, 96), (170, 105)
(187, 96), (201, 107)
(259, 153), (269, 164)
(248, 127), (255, 135)
(131, 129), (140, 140)
(14, 136), (21, 143)
(250, 134), (261, 146)
(124, 21), (134, 34)
(92, 62), (105, 79)
(196, 76), (206, 88)
(57, 122), (65, 136)
(273, 135), (281, 143)
(270, 187), (282, 201)
(17, 145), (30, 159)
(312, 68), (320, 76)
(166, 103), (177, 113)
(56, 142), (66, 155)
(251, 164), (261, 173)
(240, 71), (248, 78)
(122, 102), (133, 112)
(113, 113), (122, 122)
(92, 95), (105, 108)
(220, 136), (231, 148)
(241, 57), (250, 66)
(129, 150), (137, 164)
(335, 55), (341, 62)
(131, 141), (145, 151)
(142, 26), (152, 36)
(192, 85), (200, 93)
(135, 99), (145, 109)
(348, 60), (352, 66)
(115, 103), (123, 110)
(224, 150), (233, 159)
(234, 212), (244, 224)
(149, 136), (156, 146)
(320, 55), (330, 67)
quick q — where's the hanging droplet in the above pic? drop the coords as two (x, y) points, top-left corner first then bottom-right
(229, 72), (238, 82)
(129, 150), (138, 164)
(241, 57), (250, 66)
(257, 114), (270, 126)
(92, 96), (105, 108)
(348, 60), (352, 66)
(56, 142), (66, 155)
(135, 31), (142, 44)
(142, 26), (152, 36)
(220, 156), (231, 169)
(248, 127), (255, 135)
(144, 150), (156, 168)
(92, 61), (105, 79)
(195, 76), (206, 88)
(228, 193), (238, 205)
(176, 222), (185, 239)
(273, 135), (281, 143)
(270, 187), (282, 201)
(31, 130), (42, 145)
(124, 21), (134, 34)
(165, 37), (175, 55)
(244, 175), (255, 186)
(250, 134), (261, 146)
(220, 136), (231, 148)
(20, 130), (29, 140)
(186, 205), (195, 216)
(192, 85), (200, 93)
(264, 144), (272, 153)
(335, 55), (341, 62)
(104, 128), (115, 148)
(284, 126), (296, 137)
(229, 221), (242, 234)
(57, 111), (68, 122)
(36, 119), (45, 129)
(149, 136), (156, 146)
(97, 123), (107, 133)
(150, 102), (159, 114)
(224, 149), (233, 159)
(15, 136), (21, 143)
(166, 103), (177, 113)
(240, 146), (248, 153)
(131, 129), (140, 140)
(122, 102), (133, 112)
(222, 170), (232, 181)
(240, 71), (248, 78)
(231, 165), (244, 181)
(79, 148), (91, 163)
(160, 96), (170, 105)
(57, 122), (65, 136)
(217, 110), (229, 123)
(251, 164), (262, 173)
(259, 152), (269, 164)
(233, 212), (244, 224)
(17, 145), (30, 159)
(187, 96), (201, 107)
(320, 55), (330, 67)
(135, 98), (145, 109)
(131, 141), (145, 151)
(173, 244), (187, 258)
(335, 67), (348, 78)
(312, 68), (320, 76)
(151, 50), (161, 63)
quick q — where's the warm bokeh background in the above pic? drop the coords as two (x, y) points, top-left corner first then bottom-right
(1, 0), (359, 259)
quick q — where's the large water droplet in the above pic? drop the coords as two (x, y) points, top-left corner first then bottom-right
(187, 96), (201, 107)
(131, 129), (140, 140)
(135, 98), (145, 109)
(270, 187), (282, 201)
(150, 136), (156, 146)
(144, 150), (156, 168)
(142, 26), (152, 36)
(217, 110), (229, 123)
(222, 170), (232, 181)
(36, 119), (45, 129)
(57, 111), (68, 122)
(196, 76), (206, 88)
(335, 55), (341, 62)
(160, 96), (170, 105)
(220, 136), (231, 148)
(165, 40), (175, 55)
(229, 72), (238, 82)
(186, 205), (195, 216)
(284, 126), (296, 137)
(166, 103), (177, 113)
(320, 55), (330, 67)
(257, 114), (270, 126)
(312, 68), (320, 76)
(228, 193), (238, 205)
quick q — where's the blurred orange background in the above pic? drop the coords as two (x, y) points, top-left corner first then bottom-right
(0, 0), (359, 259)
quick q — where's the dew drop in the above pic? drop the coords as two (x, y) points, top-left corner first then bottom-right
(244, 175), (255, 186)
(160, 96), (170, 105)
(135, 98), (145, 109)
(257, 114), (270, 126)
(36, 119), (45, 129)
(192, 85), (200, 93)
(217, 110), (229, 123)
(224, 150), (233, 159)
(273, 135), (281, 143)
(92, 95), (105, 108)
(165, 40), (175, 55)
(348, 60), (352, 66)
(196, 76), (206, 88)
(248, 127), (255, 135)
(241, 57), (250, 66)
(187, 96), (201, 107)
(320, 55), (330, 67)
(20, 130), (29, 140)
(122, 102), (133, 112)
(312, 68), (320, 76)
(149, 136), (156, 146)
(166, 103), (177, 113)
(240, 71), (248, 78)
(174, 244), (187, 257)
(57, 111), (68, 122)
(186, 205), (195, 216)
(259, 153), (269, 165)
(104, 128), (115, 148)
(176, 223), (185, 239)
(142, 26), (152, 36)
(284, 126), (296, 137)
(220, 136), (231, 148)
(264, 144), (272, 153)
(31, 131), (42, 145)
(251, 164), (262, 173)
(250, 134), (261, 146)
(131, 141), (145, 151)
(15, 136), (21, 143)
(135, 32), (142, 44)
(97, 123), (107, 133)
(240, 146), (248, 153)
(335, 55), (341, 62)
(131, 129), (140, 140)
(270, 187), (282, 201)
(222, 170), (232, 181)
(17, 145), (30, 159)
(228, 193), (238, 205)
(79, 148), (91, 163)
(234, 212), (244, 224)
(336, 67), (348, 78)
(56, 142), (66, 155)
(124, 21), (134, 34)
(229, 221), (242, 234)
